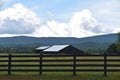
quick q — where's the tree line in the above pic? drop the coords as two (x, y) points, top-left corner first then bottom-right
(0, 45), (37, 53)
(106, 32), (120, 55)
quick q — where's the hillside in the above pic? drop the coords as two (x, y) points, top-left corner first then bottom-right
(0, 34), (117, 50)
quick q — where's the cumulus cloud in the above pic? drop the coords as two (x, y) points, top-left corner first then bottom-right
(0, 3), (40, 34)
(113, 28), (120, 33)
(0, 3), (119, 38)
(33, 9), (105, 37)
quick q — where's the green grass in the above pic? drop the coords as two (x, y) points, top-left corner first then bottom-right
(0, 72), (120, 80)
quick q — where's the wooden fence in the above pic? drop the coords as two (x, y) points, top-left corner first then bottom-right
(0, 54), (120, 76)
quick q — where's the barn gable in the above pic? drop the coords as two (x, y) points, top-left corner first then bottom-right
(42, 45), (84, 55)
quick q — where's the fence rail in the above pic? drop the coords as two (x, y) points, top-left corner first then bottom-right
(0, 54), (120, 76)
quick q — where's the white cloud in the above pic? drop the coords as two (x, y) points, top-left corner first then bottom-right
(0, 3), (41, 34)
(90, 0), (120, 30)
(32, 9), (105, 38)
(113, 28), (120, 33)
(0, 2), (119, 38)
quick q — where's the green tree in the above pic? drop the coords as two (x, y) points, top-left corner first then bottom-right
(117, 32), (120, 43)
(106, 32), (120, 55)
(116, 32), (120, 52)
(106, 43), (117, 54)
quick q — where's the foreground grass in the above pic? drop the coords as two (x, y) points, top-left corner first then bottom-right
(0, 72), (120, 80)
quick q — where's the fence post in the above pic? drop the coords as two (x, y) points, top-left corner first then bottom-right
(8, 54), (12, 75)
(73, 53), (76, 76)
(39, 53), (43, 75)
(104, 52), (107, 77)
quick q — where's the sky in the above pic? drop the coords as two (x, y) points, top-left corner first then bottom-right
(0, 0), (120, 38)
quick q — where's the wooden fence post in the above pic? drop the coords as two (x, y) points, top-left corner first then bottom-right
(73, 53), (76, 76)
(104, 52), (107, 77)
(39, 53), (43, 75)
(8, 54), (11, 75)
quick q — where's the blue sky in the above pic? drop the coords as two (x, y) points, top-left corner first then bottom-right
(0, 0), (120, 37)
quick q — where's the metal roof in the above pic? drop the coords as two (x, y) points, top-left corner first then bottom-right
(43, 45), (69, 52)
(35, 46), (50, 50)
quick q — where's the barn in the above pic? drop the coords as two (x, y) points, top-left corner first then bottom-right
(35, 45), (84, 55)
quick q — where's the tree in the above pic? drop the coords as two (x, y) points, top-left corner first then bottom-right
(116, 32), (120, 52)
(117, 32), (120, 43)
(106, 43), (117, 54)
(106, 32), (120, 55)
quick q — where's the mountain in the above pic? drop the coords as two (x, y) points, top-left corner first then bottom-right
(0, 34), (118, 50)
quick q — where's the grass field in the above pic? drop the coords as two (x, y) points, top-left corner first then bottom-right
(1, 72), (120, 80)
(0, 54), (120, 80)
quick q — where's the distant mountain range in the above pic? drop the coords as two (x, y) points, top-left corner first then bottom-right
(0, 34), (118, 50)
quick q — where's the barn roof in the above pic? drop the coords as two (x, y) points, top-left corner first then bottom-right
(35, 46), (50, 50)
(43, 45), (69, 52)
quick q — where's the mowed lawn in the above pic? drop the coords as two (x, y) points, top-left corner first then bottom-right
(0, 54), (120, 80)
(0, 72), (120, 80)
